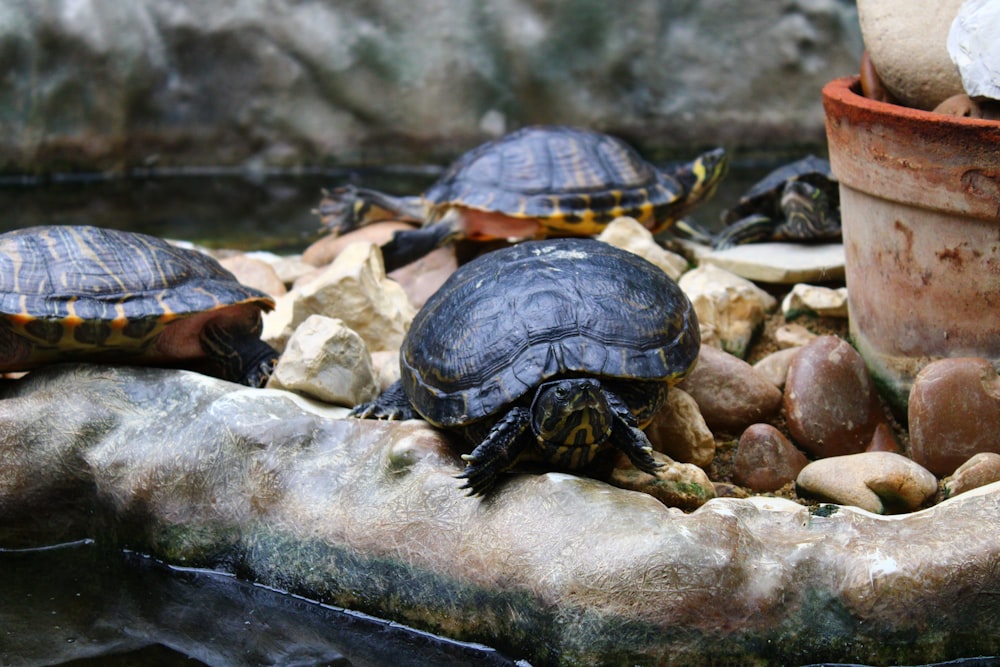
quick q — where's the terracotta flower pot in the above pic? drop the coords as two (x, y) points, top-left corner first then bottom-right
(823, 75), (1000, 415)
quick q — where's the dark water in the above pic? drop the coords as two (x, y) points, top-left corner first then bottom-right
(0, 540), (519, 667)
(0, 158), (783, 254)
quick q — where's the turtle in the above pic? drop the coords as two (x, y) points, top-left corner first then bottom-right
(711, 155), (841, 249)
(0, 225), (278, 387)
(351, 237), (701, 496)
(317, 125), (728, 271)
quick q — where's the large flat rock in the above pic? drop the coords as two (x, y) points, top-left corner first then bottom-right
(1, 364), (999, 666)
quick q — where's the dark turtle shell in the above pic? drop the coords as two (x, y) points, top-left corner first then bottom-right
(400, 237), (700, 427)
(722, 155), (837, 224)
(422, 125), (702, 234)
(0, 225), (274, 377)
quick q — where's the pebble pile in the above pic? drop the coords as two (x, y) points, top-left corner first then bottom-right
(219, 217), (1000, 515)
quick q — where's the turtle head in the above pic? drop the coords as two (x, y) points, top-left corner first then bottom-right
(671, 147), (729, 216)
(530, 378), (612, 448)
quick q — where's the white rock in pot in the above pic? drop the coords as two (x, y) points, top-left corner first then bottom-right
(947, 0), (1000, 101)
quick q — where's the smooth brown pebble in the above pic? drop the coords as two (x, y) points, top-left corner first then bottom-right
(944, 452), (1000, 498)
(733, 424), (809, 492)
(389, 245), (458, 310)
(909, 357), (1000, 476)
(866, 422), (901, 454)
(784, 335), (883, 458)
(679, 345), (783, 435)
(796, 452), (938, 514)
(302, 221), (415, 267)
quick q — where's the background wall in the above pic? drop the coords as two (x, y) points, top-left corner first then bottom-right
(0, 0), (862, 174)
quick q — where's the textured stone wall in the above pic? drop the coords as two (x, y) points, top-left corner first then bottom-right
(0, 0), (862, 173)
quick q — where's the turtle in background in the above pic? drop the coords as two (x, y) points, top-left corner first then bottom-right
(351, 237), (701, 496)
(0, 225), (278, 386)
(317, 125), (728, 270)
(711, 155), (841, 249)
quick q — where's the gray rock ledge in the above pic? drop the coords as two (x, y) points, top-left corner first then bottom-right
(1, 365), (998, 666)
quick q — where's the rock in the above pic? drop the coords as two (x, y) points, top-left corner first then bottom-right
(302, 222), (416, 268)
(2, 3), (863, 173)
(774, 323), (817, 349)
(945, 453), (1000, 498)
(262, 242), (415, 354)
(932, 93), (1000, 120)
(679, 345), (783, 435)
(370, 350), (402, 392)
(701, 242), (846, 284)
(244, 251), (315, 287)
(866, 422), (901, 454)
(596, 217), (689, 280)
(733, 424), (809, 492)
(644, 387), (715, 467)
(219, 253), (287, 297)
(781, 283), (848, 319)
(784, 335), (884, 458)
(267, 315), (378, 407)
(796, 451), (938, 514)
(388, 246), (458, 310)
(752, 347), (801, 388)
(908, 357), (1000, 476)
(2, 364), (1000, 666)
(678, 264), (777, 358)
(857, 0), (965, 110)
(609, 452), (715, 512)
(947, 0), (1000, 101)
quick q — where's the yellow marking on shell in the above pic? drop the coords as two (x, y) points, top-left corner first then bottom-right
(110, 303), (129, 331)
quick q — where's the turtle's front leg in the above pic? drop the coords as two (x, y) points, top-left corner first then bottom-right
(457, 407), (532, 496)
(350, 380), (418, 420)
(605, 390), (663, 475)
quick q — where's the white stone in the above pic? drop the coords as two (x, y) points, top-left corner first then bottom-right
(701, 242), (845, 284)
(597, 217), (689, 280)
(858, 0), (966, 110)
(267, 314), (379, 407)
(262, 241), (415, 354)
(644, 388), (715, 468)
(781, 283), (849, 319)
(947, 0), (1000, 101)
(752, 347), (801, 388)
(774, 323), (818, 349)
(678, 264), (777, 358)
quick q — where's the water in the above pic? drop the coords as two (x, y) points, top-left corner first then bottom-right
(0, 157), (785, 255)
(0, 540), (519, 666)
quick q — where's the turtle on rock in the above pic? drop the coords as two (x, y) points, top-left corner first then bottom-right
(351, 237), (701, 496)
(712, 155), (841, 249)
(317, 125), (728, 270)
(0, 225), (278, 386)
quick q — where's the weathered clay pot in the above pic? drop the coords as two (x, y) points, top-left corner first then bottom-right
(823, 75), (1000, 414)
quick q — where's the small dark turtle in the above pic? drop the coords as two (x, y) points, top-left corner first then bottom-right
(0, 225), (278, 386)
(317, 125), (728, 270)
(712, 155), (840, 249)
(352, 237), (701, 496)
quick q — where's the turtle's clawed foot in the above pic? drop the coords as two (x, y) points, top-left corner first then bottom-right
(349, 381), (417, 420)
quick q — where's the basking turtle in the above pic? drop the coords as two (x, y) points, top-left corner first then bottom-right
(317, 125), (728, 270)
(712, 155), (841, 249)
(352, 237), (701, 496)
(0, 225), (278, 386)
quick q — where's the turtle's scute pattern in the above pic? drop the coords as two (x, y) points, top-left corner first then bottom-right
(401, 238), (700, 427)
(423, 126), (684, 231)
(0, 226), (268, 338)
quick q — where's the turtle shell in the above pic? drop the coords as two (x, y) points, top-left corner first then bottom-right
(0, 225), (274, 371)
(722, 155), (837, 224)
(400, 237), (700, 427)
(422, 125), (688, 234)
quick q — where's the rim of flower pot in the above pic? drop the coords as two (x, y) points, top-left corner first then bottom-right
(823, 75), (1000, 220)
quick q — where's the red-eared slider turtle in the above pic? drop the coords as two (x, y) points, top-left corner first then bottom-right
(352, 237), (701, 496)
(317, 125), (728, 270)
(712, 155), (840, 249)
(0, 225), (278, 386)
